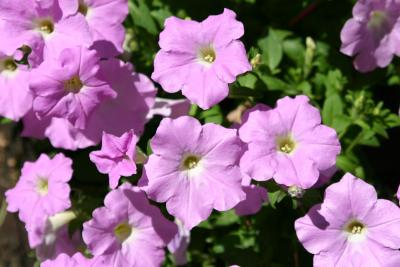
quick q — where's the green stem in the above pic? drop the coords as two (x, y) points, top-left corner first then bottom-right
(345, 131), (363, 154)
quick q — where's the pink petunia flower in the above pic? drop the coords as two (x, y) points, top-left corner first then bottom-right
(239, 95), (341, 191)
(146, 97), (191, 120)
(41, 252), (96, 267)
(27, 211), (81, 261)
(60, 0), (128, 57)
(168, 219), (190, 266)
(5, 153), (73, 224)
(29, 46), (116, 129)
(340, 0), (400, 72)
(234, 174), (268, 216)
(152, 8), (251, 109)
(140, 116), (246, 229)
(295, 173), (400, 266)
(0, 50), (32, 120)
(397, 184), (400, 205)
(89, 130), (138, 189)
(0, 0), (92, 67)
(22, 58), (156, 150)
(82, 183), (177, 267)
(233, 105), (269, 216)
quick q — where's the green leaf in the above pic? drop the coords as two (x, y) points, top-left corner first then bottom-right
(1, 117), (13, 124)
(199, 105), (222, 119)
(354, 119), (371, 130)
(385, 113), (400, 127)
(150, 8), (173, 28)
(204, 115), (223, 124)
(197, 219), (213, 229)
(259, 75), (288, 91)
(258, 29), (283, 71)
(146, 139), (153, 155)
(268, 190), (286, 209)
(229, 86), (263, 98)
(129, 0), (158, 35)
(237, 73), (258, 89)
(358, 129), (379, 147)
(212, 244), (225, 254)
(322, 94), (344, 126)
(336, 154), (358, 173)
(324, 70), (347, 96)
(199, 106), (224, 124)
(372, 122), (389, 138)
(214, 210), (239, 226)
(332, 115), (352, 134)
(283, 38), (305, 65)
(297, 81), (312, 95)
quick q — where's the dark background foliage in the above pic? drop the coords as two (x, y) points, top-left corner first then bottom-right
(1, 0), (399, 266)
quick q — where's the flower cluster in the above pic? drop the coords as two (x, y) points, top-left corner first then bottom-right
(5, 153), (76, 260)
(295, 173), (400, 266)
(340, 0), (400, 72)
(0, 0), (157, 150)
(1, 1), (400, 266)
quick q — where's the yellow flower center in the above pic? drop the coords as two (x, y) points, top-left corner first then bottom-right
(78, 0), (88, 16)
(36, 177), (49, 196)
(344, 220), (368, 242)
(182, 155), (200, 170)
(276, 135), (296, 154)
(199, 45), (216, 64)
(37, 19), (54, 34)
(114, 222), (133, 243)
(1, 58), (17, 72)
(64, 76), (83, 93)
(346, 221), (365, 235)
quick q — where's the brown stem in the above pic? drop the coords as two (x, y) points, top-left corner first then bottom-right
(289, 0), (322, 27)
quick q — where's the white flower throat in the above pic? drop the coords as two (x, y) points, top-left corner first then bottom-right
(276, 134), (296, 154)
(35, 18), (54, 35)
(0, 58), (18, 78)
(114, 222), (135, 243)
(64, 76), (84, 93)
(36, 177), (49, 196)
(198, 45), (216, 65)
(344, 220), (367, 242)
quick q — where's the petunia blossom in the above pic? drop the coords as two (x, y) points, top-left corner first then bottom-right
(5, 153), (73, 224)
(233, 105), (269, 216)
(239, 95), (341, 191)
(89, 130), (138, 189)
(397, 184), (400, 205)
(340, 0), (400, 72)
(152, 8), (251, 109)
(27, 211), (81, 261)
(0, 0), (92, 67)
(60, 0), (128, 57)
(41, 252), (96, 267)
(82, 183), (177, 267)
(22, 58), (156, 150)
(146, 97), (191, 120)
(29, 46), (116, 129)
(0, 50), (32, 120)
(140, 116), (246, 229)
(234, 174), (268, 216)
(168, 219), (190, 266)
(295, 173), (400, 266)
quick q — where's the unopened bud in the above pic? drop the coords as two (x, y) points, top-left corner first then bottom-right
(288, 185), (305, 198)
